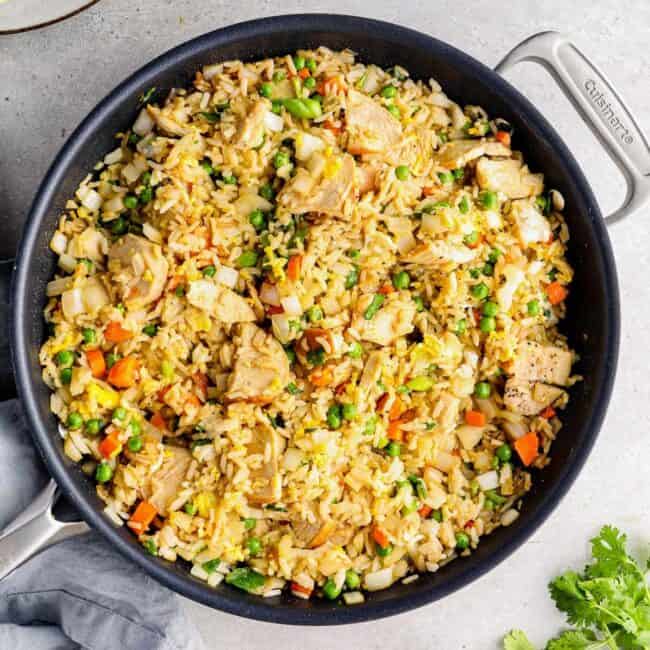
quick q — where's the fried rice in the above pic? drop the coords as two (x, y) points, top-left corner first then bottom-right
(39, 47), (577, 602)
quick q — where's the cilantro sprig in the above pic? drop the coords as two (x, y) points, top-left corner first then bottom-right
(503, 525), (650, 649)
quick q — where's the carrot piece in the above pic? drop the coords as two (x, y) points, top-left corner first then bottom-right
(422, 186), (435, 197)
(98, 432), (122, 459)
(287, 254), (302, 282)
(185, 394), (201, 410)
(372, 526), (390, 549)
(266, 305), (284, 315)
(298, 68), (310, 80)
(514, 432), (539, 466)
(157, 385), (171, 403)
(309, 366), (333, 387)
(387, 420), (404, 441)
(375, 393), (389, 413)
(127, 500), (158, 535)
(465, 410), (487, 427)
(107, 357), (138, 388)
(546, 281), (568, 305)
(85, 348), (106, 378)
(291, 582), (313, 597)
(378, 282), (395, 295)
(495, 130), (511, 147)
(540, 406), (556, 419)
(388, 396), (403, 422)
(150, 411), (167, 431)
(308, 520), (336, 548)
(322, 119), (341, 135)
(418, 505), (432, 518)
(104, 321), (133, 343)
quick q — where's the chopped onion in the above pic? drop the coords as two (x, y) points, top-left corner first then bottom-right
(233, 190), (273, 217)
(497, 265), (525, 311)
(102, 195), (125, 214)
(187, 280), (218, 311)
(264, 110), (284, 132)
(121, 163), (141, 184)
(475, 398), (497, 420)
(133, 108), (154, 136)
(294, 132), (324, 161)
(485, 210), (502, 229)
(47, 277), (72, 297)
(342, 591), (364, 605)
(364, 568), (393, 592)
(70, 367), (92, 397)
(456, 425), (484, 451)
(78, 187), (102, 211)
(282, 447), (304, 471)
(103, 148), (123, 165)
(58, 253), (77, 273)
(502, 419), (528, 440)
(50, 231), (68, 255)
(142, 222), (162, 243)
(289, 168), (314, 193)
(190, 564), (209, 581)
(202, 63), (221, 80)
(280, 294), (302, 316)
(61, 288), (85, 318)
(259, 282), (280, 306)
(215, 266), (238, 289)
(476, 470), (499, 491)
(82, 278), (110, 313)
(432, 450), (455, 473)
(501, 508), (520, 526)
(271, 313), (292, 344)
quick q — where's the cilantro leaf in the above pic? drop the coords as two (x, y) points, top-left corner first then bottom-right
(545, 629), (603, 650)
(503, 629), (535, 650)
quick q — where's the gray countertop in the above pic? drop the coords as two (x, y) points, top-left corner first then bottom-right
(2, 1), (649, 648)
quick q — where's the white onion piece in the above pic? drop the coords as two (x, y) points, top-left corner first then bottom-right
(142, 222), (162, 243)
(271, 313), (292, 344)
(456, 425), (484, 451)
(61, 288), (84, 318)
(82, 278), (110, 313)
(215, 266), (238, 289)
(78, 187), (102, 211)
(121, 163), (141, 184)
(343, 591), (365, 605)
(58, 254), (77, 273)
(502, 419), (527, 440)
(432, 450), (455, 473)
(364, 568), (393, 592)
(50, 232), (68, 255)
(280, 295), (302, 316)
(501, 509), (520, 526)
(47, 277), (72, 297)
(475, 398), (497, 420)
(476, 470), (499, 491)
(294, 132), (324, 161)
(259, 282), (280, 306)
(133, 108), (154, 136)
(282, 447), (304, 471)
(103, 148), (123, 165)
(264, 110), (284, 132)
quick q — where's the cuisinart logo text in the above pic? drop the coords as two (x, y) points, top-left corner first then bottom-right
(584, 79), (634, 145)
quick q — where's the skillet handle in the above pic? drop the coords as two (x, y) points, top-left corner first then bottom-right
(496, 31), (650, 225)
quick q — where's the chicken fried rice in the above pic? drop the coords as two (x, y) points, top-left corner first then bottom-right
(40, 48), (576, 602)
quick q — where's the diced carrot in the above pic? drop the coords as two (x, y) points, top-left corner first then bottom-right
(290, 582), (313, 597)
(387, 420), (404, 441)
(127, 500), (158, 535)
(107, 357), (139, 388)
(372, 525), (390, 549)
(378, 282), (395, 295)
(157, 385), (171, 403)
(473, 307), (481, 325)
(422, 186), (435, 197)
(540, 406), (556, 419)
(308, 521), (336, 548)
(546, 281), (568, 305)
(98, 432), (122, 459)
(319, 76), (346, 95)
(465, 410), (487, 427)
(150, 411), (167, 431)
(495, 130), (511, 147)
(86, 348), (106, 378)
(185, 394), (201, 411)
(346, 144), (373, 156)
(418, 505), (432, 518)
(375, 393), (389, 412)
(388, 396), (404, 422)
(322, 119), (342, 135)
(298, 68), (310, 80)
(309, 366), (333, 387)
(105, 321), (133, 343)
(514, 432), (539, 466)
(266, 304), (284, 315)
(287, 254), (302, 282)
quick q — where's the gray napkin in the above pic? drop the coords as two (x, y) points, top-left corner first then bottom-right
(0, 400), (206, 650)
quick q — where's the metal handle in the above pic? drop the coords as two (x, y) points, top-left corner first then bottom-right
(0, 480), (87, 579)
(496, 31), (650, 225)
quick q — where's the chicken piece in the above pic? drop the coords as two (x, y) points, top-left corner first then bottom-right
(278, 153), (355, 216)
(475, 157), (544, 199)
(147, 446), (192, 516)
(186, 280), (256, 324)
(246, 424), (281, 505)
(401, 240), (477, 266)
(356, 162), (381, 195)
(146, 105), (189, 137)
(433, 139), (511, 169)
(433, 392), (460, 434)
(510, 199), (551, 246)
(225, 323), (292, 403)
(352, 294), (415, 346)
(346, 89), (402, 155)
(512, 341), (572, 386)
(503, 379), (564, 416)
(108, 234), (169, 308)
(233, 100), (268, 149)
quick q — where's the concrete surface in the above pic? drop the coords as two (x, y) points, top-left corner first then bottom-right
(1, 1), (649, 648)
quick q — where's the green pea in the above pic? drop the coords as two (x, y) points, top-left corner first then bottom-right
(342, 403), (357, 421)
(387, 104), (401, 119)
(381, 85), (397, 99)
(386, 441), (401, 457)
(479, 190), (498, 210)
(303, 76), (316, 90)
(243, 517), (257, 531)
(201, 159), (214, 175)
(496, 444), (512, 463)
(345, 569), (360, 590)
(123, 195), (138, 209)
(458, 196), (470, 214)
(480, 316), (496, 333)
(376, 436), (389, 449)
(307, 305), (323, 322)
(237, 251), (259, 268)
(293, 55), (305, 70)
(474, 382), (491, 399)
(260, 82), (273, 98)
(274, 151), (290, 169)
(348, 342), (363, 359)
(471, 283), (489, 300)
(482, 262), (494, 277)
(463, 231), (479, 247)
(323, 577), (341, 600)
(109, 217), (127, 235)
(409, 475), (428, 500)
(95, 462), (113, 483)
(327, 404), (342, 429)
(456, 318), (467, 335)
(247, 537), (262, 556)
(56, 350), (75, 367)
(202, 558), (221, 573)
(527, 300), (540, 316)
(452, 168), (465, 181)
(85, 419), (103, 436)
(395, 165), (410, 181)
(272, 70), (286, 82)
(82, 328), (96, 344)
(406, 376), (434, 392)
(202, 265), (216, 278)
(271, 99), (283, 115)
(286, 382), (301, 395)
(142, 324), (158, 337)
(413, 295), (425, 312)
(392, 270), (410, 290)
(129, 419), (141, 436)
(432, 510), (443, 522)
(364, 294), (385, 320)
(345, 266), (359, 289)
(106, 352), (119, 369)
(259, 184), (275, 201)
(139, 186), (153, 204)
(306, 58), (317, 73)
(127, 435), (143, 452)
(455, 532), (470, 550)
(438, 171), (454, 184)
(184, 502), (197, 516)
(348, 249), (361, 260)
(113, 406), (127, 422)
(488, 248), (502, 264)
(376, 542), (393, 557)
(249, 209), (266, 231)
(222, 173), (237, 185)
(67, 412), (83, 429)
(483, 301), (498, 317)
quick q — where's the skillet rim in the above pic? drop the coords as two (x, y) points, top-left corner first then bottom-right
(10, 14), (620, 625)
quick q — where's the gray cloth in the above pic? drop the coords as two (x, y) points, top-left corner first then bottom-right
(0, 400), (206, 650)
